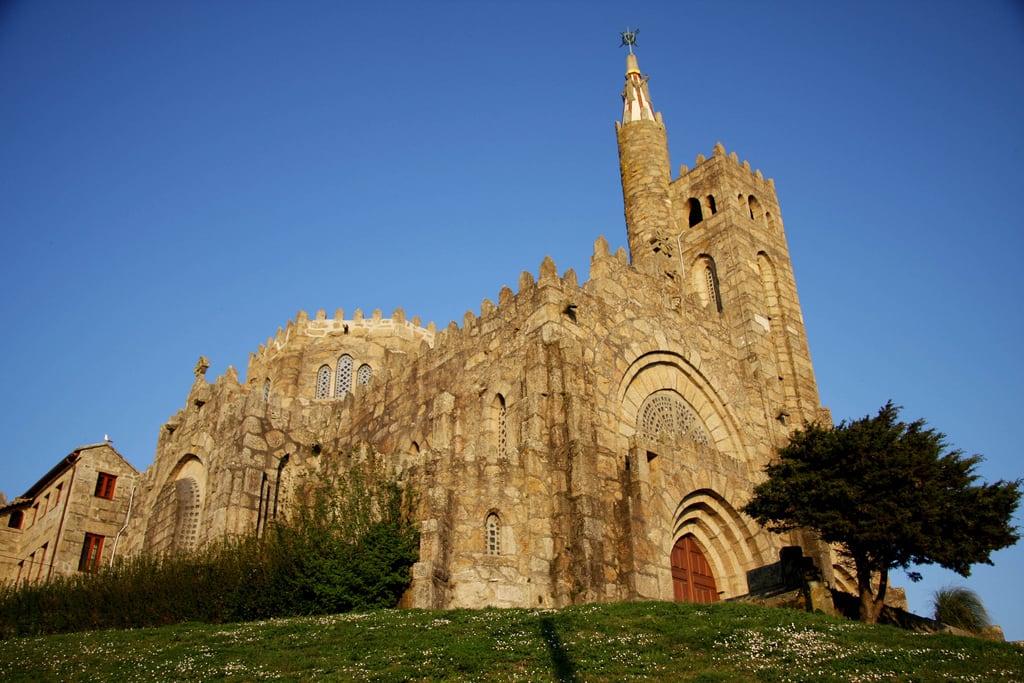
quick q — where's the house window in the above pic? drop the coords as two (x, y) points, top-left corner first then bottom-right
(7, 510), (23, 529)
(315, 364), (331, 399)
(36, 543), (48, 580)
(54, 483), (63, 507)
(95, 472), (117, 500)
(485, 513), (501, 556)
(335, 355), (353, 397)
(79, 533), (104, 572)
(357, 363), (372, 386)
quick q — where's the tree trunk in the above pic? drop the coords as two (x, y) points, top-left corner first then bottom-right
(854, 555), (887, 624)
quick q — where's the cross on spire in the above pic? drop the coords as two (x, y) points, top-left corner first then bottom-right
(620, 27), (638, 54)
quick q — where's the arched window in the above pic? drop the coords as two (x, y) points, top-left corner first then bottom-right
(494, 394), (507, 455)
(262, 378), (271, 402)
(315, 365), (331, 399)
(707, 194), (717, 215)
(357, 363), (372, 386)
(748, 195), (761, 222)
(335, 355), (353, 397)
(174, 478), (202, 552)
(485, 513), (501, 555)
(687, 197), (704, 227)
(699, 256), (723, 313)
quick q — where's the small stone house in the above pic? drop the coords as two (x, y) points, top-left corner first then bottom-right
(0, 442), (139, 583)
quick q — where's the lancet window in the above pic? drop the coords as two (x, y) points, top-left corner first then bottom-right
(687, 197), (704, 227)
(495, 394), (507, 455)
(335, 355), (353, 397)
(315, 365), (331, 399)
(696, 255), (723, 313)
(485, 513), (501, 555)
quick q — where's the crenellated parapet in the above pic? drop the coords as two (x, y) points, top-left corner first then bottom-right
(249, 307), (436, 368)
(678, 142), (776, 190)
(428, 254), (586, 357)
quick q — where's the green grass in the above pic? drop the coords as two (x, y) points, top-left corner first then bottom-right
(2, 601), (1021, 682)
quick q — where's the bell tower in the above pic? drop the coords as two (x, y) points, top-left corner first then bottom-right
(615, 43), (823, 429)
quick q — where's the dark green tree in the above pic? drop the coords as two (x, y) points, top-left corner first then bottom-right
(742, 401), (1020, 624)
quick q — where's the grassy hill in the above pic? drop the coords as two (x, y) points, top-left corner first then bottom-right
(2, 601), (1021, 682)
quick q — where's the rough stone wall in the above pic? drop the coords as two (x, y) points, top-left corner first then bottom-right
(123, 204), (816, 608)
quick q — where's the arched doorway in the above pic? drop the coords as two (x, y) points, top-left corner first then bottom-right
(671, 535), (719, 603)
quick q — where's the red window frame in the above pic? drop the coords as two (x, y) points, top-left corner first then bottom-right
(95, 472), (117, 500)
(7, 510), (24, 529)
(79, 533), (104, 572)
(36, 543), (47, 580)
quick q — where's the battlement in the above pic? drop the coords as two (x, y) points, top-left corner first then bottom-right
(248, 307), (437, 369)
(429, 253), (586, 351)
(676, 142), (776, 192)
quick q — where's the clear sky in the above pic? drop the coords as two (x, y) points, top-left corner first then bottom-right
(2, 1), (1022, 638)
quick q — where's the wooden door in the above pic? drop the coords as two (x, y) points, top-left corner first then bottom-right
(671, 535), (719, 603)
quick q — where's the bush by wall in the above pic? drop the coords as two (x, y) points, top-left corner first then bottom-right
(0, 458), (419, 638)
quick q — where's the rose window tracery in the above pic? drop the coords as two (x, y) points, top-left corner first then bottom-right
(639, 391), (711, 446)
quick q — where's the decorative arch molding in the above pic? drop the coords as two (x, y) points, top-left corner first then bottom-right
(829, 548), (858, 595)
(671, 488), (775, 598)
(617, 350), (746, 460)
(169, 455), (206, 553)
(145, 454), (208, 555)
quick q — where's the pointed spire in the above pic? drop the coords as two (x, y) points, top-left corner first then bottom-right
(621, 53), (656, 124)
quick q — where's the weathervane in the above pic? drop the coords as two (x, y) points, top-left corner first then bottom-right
(619, 27), (638, 54)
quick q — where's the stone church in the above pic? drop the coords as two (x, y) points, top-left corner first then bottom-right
(3, 52), (840, 608)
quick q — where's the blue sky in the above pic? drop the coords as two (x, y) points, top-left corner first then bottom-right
(2, 1), (1022, 638)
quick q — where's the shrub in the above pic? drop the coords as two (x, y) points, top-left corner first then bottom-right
(0, 456), (418, 637)
(269, 456), (420, 614)
(933, 586), (990, 633)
